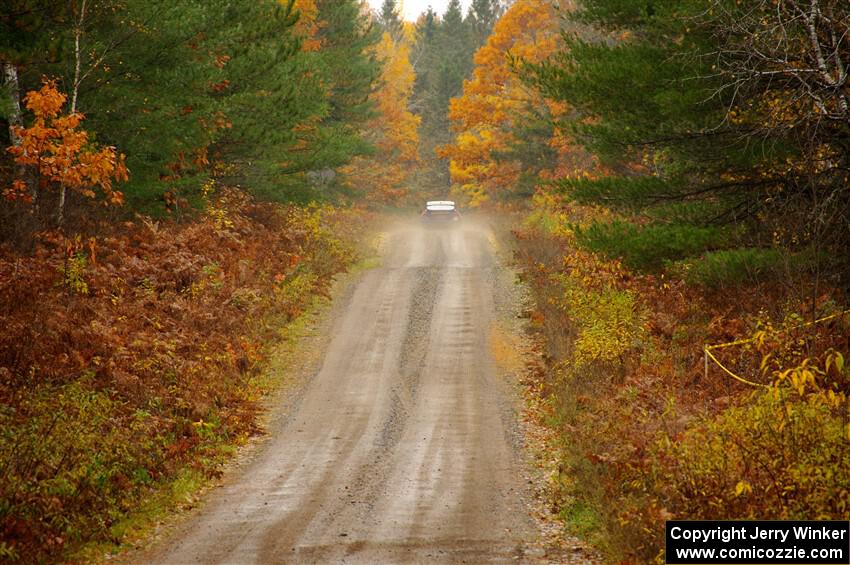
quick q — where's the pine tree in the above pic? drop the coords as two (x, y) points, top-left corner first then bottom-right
(410, 0), (482, 190)
(378, 0), (403, 40)
(411, 7), (437, 105)
(523, 0), (850, 278)
(2, 0), (383, 211)
(211, 0), (327, 200)
(4, 0), (224, 210)
(467, 0), (498, 44)
(306, 0), (381, 188)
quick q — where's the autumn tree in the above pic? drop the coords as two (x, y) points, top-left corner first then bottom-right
(343, 29), (421, 201)
(6, 80), (128, 223)
(439, 0), (563, 206)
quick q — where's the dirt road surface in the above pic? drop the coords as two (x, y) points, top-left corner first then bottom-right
(148, 220), (549, 564)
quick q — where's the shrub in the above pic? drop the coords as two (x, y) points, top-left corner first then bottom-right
(650, 392), (850, 551)
(514, 201), (848, 562)
(551, 273), (643, 367)
(0, 379), (148, 559)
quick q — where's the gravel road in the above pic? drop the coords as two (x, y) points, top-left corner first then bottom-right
(148, 220), (545, 564)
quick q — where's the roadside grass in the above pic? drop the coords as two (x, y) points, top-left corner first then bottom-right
(71, 468), (208, 562)
(559, 500), (605, 547)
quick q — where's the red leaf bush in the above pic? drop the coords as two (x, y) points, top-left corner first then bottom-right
(0, 189), (367, 560)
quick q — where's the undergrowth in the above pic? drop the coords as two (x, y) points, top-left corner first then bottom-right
(0, 188), (368, 562)
(515, 200), (850, 562)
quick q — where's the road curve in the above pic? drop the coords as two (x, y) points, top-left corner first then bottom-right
(148, 220), (539, 564)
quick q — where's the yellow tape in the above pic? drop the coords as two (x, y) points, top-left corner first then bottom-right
(704, 309), (850, 387)
(706, 337), (758, 351)
(705, 347), (769, 388)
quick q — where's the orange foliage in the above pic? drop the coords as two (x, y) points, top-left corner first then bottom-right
(439, 0), (567, 206)
(291, 0), (323, 52)
(343, 31), (421, 201)
(5, 80), (128, 206)
(0, 190), (367, 559)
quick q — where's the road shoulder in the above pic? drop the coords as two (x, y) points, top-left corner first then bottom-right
(487, 215), (601, 563)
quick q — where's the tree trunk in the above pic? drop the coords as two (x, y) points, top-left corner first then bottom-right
(71, 0), (86, 115)
(3, 61), (36, 207)
(3, 61), (23, 144)
(59, 0), (87, 226)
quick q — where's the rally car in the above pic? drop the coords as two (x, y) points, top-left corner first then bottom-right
(421, 200), (461, 225)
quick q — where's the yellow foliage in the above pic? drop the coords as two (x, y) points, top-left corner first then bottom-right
(653, 391), (850, 524)
(342, 32), (420, 201)
(553, 273), (643, 367)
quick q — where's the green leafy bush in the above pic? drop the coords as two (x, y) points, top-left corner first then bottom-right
(0, 379), (146, 561)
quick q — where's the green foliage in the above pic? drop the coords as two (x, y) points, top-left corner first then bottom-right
(496, 103), (560, 198)
(409, 0), (497, 191)
(211, 1), (322, 194)
(1, 0), (383, 214)
(575, 220), (731, 271)
(467, 0), (500, 45)
(0, 378), (141, 561)
(312, 0), (380, 154)
(377, 0), (403, 38)
(510, 0), (850, 554)
(558, 176), (671, 210)
(0, 87), (12, 122)
(0, 0), (71, 63)
(671, 248), (787, 288)
(520, 0), (850, 283)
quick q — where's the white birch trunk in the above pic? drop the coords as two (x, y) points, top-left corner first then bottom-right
(3, 61), (36, 207)
(3, 61), (23, 145)
(59, 0), (87, 226)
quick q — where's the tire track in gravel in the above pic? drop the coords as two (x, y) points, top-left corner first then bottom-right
(144, 219), (552, 564)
